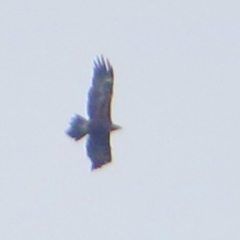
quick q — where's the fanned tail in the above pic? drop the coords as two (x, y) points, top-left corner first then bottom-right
(66, 114), (89, 140)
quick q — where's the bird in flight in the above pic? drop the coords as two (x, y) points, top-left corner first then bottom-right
(66, 56), (121, 170)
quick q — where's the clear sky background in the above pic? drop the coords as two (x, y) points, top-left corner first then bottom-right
(0, 0), (239, 239)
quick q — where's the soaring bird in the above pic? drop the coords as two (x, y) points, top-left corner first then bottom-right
(66, 56), (120, 170)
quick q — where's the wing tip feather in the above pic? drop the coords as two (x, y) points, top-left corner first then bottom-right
(93, 55), (113, 73)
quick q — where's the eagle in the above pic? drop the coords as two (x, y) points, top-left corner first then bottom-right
(66, 56), (120, 170)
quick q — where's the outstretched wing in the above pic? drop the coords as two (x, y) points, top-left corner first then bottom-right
(87, 132), (111, 170)
(87, 56), (114, 122)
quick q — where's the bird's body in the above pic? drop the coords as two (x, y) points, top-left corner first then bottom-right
(88, 119), (111, 134)
(66, 56), (120, 170)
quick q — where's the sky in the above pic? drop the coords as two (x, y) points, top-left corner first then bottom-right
(0, 0), (240, 239)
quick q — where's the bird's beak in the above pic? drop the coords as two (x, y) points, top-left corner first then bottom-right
(111, 124), (122, 131)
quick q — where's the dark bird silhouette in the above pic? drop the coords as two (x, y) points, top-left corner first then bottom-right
(66, 56), (120, 170)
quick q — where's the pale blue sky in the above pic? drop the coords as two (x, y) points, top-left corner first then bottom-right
(0, 0), (240, 239)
